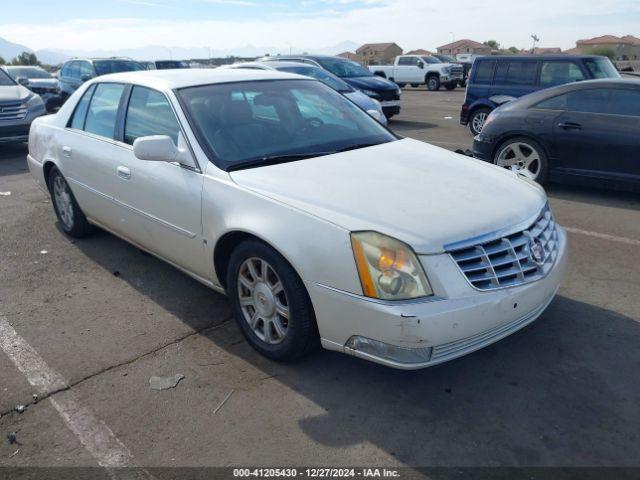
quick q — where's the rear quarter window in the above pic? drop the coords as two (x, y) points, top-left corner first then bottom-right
(495, 60), (538, 86)
(473, 60), (496, 84)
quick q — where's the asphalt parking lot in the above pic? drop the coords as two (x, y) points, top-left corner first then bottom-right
(1, 88), (639, 470)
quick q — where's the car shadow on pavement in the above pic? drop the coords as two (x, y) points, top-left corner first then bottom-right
(0, 144), (30, 177)
(73, 228), (640, 466)
(547, 183), (640, 212)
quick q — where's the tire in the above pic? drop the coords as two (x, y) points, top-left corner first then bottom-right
(410, 83), (419, 88)
(445, 82), (456, 91)
(48, 167), (94, 238)
(493, 136), (549, 184)
(468, 107), (492, 136)
(426, 75), (440, 91)
(226, 240), (319, 361)
(396, 83), (406, 88)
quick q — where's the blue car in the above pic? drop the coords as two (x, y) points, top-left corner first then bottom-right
(260, 55), (402, 119)
(461, 55), (620, 135)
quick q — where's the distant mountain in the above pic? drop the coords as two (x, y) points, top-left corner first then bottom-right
(0, 37), (33, 62)
(0, 36), (360, 65)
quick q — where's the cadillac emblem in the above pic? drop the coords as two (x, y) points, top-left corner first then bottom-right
(528, 238), (546, 266)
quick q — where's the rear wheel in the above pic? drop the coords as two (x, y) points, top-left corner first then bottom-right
(426, 75), (440, 91)
(494, 137), (549, 184)
(410, 83), (420, 88)
(227, 240), (319, 361)
(445, 82), (456, 91)
(469, 107), (491, 136)
(396, 82), (406, 88)
(48, 167), (93, 238)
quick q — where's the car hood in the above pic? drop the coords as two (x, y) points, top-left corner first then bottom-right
(0, 85), (32, 102)
(229, 138), (546, 254)
(344, 76), (397, 91)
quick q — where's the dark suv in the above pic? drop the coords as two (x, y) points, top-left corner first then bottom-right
(461, 55), (620, 135)
(59, 58), (144, 101)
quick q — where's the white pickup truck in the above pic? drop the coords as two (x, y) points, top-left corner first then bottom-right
(370, 55), (464, 91)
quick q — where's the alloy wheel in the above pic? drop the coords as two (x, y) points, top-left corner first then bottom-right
(237, 257), (290, 345)
(496, 142), (542, 180)
(53, 175), (75, 229)
(471, 112), (488, 135)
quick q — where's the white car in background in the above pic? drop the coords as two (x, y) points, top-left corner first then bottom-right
(27, 69), (567, 369)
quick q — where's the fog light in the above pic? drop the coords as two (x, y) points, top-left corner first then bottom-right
(345, 336), (432, 364)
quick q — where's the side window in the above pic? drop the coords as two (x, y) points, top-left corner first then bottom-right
(124, 86), (181, 145)
(69, 84), (96, 129)
(398, 57), (413, 66)
(84, 83), (125, 139)
(566, 89), (608, 114)
(473, 60), (496, 84)
(605, 89), (640, 117)
(61, 63), (69, 77)
(79, 61), (93, 79)
(540, 62), (585, 87)
(534, 93), (568, 110)
(496, 61), (538, 86)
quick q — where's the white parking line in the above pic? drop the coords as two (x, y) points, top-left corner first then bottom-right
(0, 316), (134, 468)
(564, 227), (640, 247)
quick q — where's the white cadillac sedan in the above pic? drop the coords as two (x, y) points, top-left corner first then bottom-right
(27, 69), (567, 369)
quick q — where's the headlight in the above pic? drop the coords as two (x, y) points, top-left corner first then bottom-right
(361, 89), (379, 97)
(351, 231), (433, 300)
(25, 94), (44, 109)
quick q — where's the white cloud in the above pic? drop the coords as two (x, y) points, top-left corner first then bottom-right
(1, 0), (639, 53)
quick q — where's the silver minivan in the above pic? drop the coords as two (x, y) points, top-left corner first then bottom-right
(0, 67), (47, 143)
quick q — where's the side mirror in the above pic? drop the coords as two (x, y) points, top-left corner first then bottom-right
(133, 135), (178, 162)
(417, 61), (424, 69)
(17, 77), (29, 86)
(80, 74), (92, 83)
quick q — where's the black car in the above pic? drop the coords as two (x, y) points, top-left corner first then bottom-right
(59, 58), (144, 101)
(260, 55), (401, 118)
(472, 79), (640, 192)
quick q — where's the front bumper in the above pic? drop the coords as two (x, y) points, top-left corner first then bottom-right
(307, 227), (567, 369)
(0, 105), (47, 143)
(472, 134), (494, 161)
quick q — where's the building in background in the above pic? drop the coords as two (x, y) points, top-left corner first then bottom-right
(355, 42), (402, 65)
(337, 51), (360, 61)
(436, 39), (491, 56)
(571, 35), (640, 60)
(405, 49), (434, 56)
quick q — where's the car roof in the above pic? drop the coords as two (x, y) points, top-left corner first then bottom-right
(479, 55), (606, 61)
(91, 68), (307, 90)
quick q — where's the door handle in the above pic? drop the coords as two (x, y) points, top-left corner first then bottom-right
(116, 166), (131, 180)
(557, 122), (582, 130)
(62, 146), (72, 157)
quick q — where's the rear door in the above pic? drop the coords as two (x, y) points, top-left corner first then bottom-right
(395, 56), (421, 83)
(110, 85), (206, 276)
(490, 59), (539, 100)
(550, 87), (640, 181)
(58, 82), (127, 230)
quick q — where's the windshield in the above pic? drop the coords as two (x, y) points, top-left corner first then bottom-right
(435, 55), (456, 63)
(94, 60), (144, 76)
(584, 58), (620, 79)
(316, 58), (373, 78)
(276, 66), (353, 93)
(0, 69), (16, 86)
(178, 79), (395, 170)
(7, 67), (52, 79)
(155, 61), (188, 69)
(421, 56), (442, 65)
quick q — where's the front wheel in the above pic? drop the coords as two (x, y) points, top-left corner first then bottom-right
(468, 107), (491, 136)
(445, 82), (456, 91)
(426, 76), (440, 91)
(493, 137), (549, 184)
(227, 240), (319, 361)
(48, 167), (93, 238)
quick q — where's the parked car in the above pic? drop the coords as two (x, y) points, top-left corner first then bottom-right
(461, 55), (620, 135)
(223, 61), (387, 125)
(370, 55), (464, 91)
(59, 57), (144, 101)
(473, 78), (640, 192)
(260, 55), (401, 118)
(0, 67), (47, 143)
(140, 60), (190, 70)
(27, 69), (566, 369)
(5, 65), (63, 112)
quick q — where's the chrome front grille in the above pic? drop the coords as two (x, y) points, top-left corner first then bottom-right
(450, 66), (464, 77)
(448, 205), (559, 290)
(0, 101), (28, 121)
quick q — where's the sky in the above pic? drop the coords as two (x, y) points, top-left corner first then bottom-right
(1, 0), (639, 53)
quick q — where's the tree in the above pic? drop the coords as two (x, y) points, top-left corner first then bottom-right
(484, 40), (500, 50)
(589, 46), (616, 60)
(11, 51), (40, 66)
(507, 46), (520, 54)
(0, 56), (5, 65)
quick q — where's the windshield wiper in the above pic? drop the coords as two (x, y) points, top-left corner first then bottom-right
(335, 142), (386, 153)
(227, 151), (335, 172)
